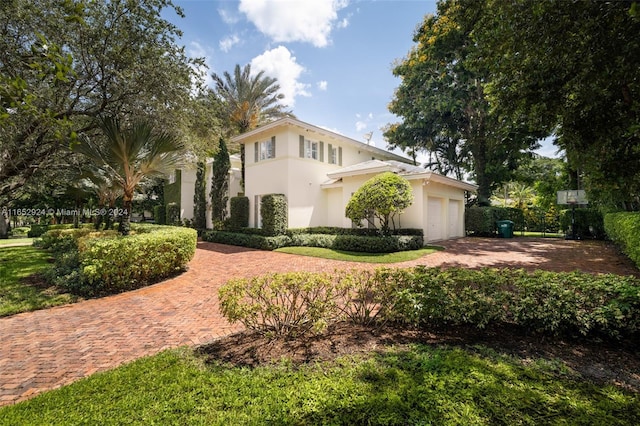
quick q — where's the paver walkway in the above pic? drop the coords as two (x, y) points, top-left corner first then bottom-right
(1, 237), (638, 406)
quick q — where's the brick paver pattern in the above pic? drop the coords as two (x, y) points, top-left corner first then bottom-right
(1, 238), (638, 406)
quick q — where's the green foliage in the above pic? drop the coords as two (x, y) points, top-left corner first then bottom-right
(229, 196), (249, 229)
(27, 224), (50, 238)
(605, 212), (640, 268)
(560, 208), (605, 239)
(476, 0), (640, 209)
(80, 227), (196, 295)
(260, 193), (287, 236)
(192, 162), (207, 229)
(202, 230), (290, 251)
(275, 246), (439, 264)
(210, 138), (230, 225)
(287, 226), (423, 237)
(345, 172), (414, 234)
(40, 225), (196, 296)
(466, 206), (524, 236)
(153, 204), (166, 225)
(218, 266), (640, 340)
(219, 272), (339, 336)
(333, 235), (423, 253)
(165, 203), (181, 226)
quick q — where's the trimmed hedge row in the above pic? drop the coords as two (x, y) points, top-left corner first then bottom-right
(41, 224), (197, 296)
(287, 226), (423, 237)
(202, 230), (424, 253)
(604, 212), (640, 268)
(465, 206), (523, 236)
(560, 208), (605, 239)
(219, 267), (640, 339)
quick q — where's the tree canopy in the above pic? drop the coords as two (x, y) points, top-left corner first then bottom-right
(385, 0), (542, 205)
(0, 0), (202, 205)
(345, 172), (414, 234)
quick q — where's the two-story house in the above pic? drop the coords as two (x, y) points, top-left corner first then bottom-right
(173, 117), (477, 242)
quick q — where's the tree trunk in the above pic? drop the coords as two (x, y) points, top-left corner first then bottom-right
(0, 212), (9, 239)
(119, 198), (132, 236)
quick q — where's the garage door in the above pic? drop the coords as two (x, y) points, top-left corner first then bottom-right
(427, 197), (443, 242)
(448, 200), (462, 238)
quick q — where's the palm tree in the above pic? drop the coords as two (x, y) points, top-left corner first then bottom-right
(212, 64), (291, 187)
(73, 116), (185, 235)
(212, 64), (289, 134)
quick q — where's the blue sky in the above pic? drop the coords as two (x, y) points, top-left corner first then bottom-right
(164, 0), (557, 159)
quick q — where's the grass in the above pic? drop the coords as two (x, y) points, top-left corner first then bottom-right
(0, 246), (76, 317)
(0, 238), (34, 246)
(0, 344), (637, 425)
(274, 246), (442, 263)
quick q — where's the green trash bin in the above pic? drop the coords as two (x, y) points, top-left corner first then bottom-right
(496, 220), (514, 238)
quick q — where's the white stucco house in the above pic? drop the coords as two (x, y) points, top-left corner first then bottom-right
(172, 117), (477, 243)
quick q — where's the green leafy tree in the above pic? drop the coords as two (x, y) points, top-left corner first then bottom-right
(211, 63), (290, 187)
(210, 138), (231, 226)
(192, 162), (207, 229)
(73, 116), (185, 235)
(0, 0), (198, 205)
(345, 172), (414, 234)
(475, 0), (640, 209)
(385, 0), (543, 206)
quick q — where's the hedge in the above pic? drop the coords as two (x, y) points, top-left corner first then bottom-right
(153, 205), (166, 225)
(229, 196), (250, 229)
(261, 194), (287, 236)
(219, 267), (640, 340)
(41, 225), (197, 296)
(465, 206), (523, 236)
(202, 230), (424, 253)
(166, 203), (181, 226)
(287, 227), (423, 237)
(560, 208), (605, 239)
(604, 212), (640, 268)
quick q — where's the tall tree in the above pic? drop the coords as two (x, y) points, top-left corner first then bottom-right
(0, 0), (198, 205)
(210, 137), (230, 226)
(211, 63), (290, 186)
(475, 0), (640, 210)
(385, 0), (542, 205)
(73, 116), (185, 235)
(192, 161), (207, 229)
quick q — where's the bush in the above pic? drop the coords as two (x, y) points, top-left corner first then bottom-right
(229, 196), (249, 229)
(202, 230), (291, 251)
(42, 226), (196, 296)
(261, 194), (287, 236)
(219, 272), (339, 337)
(605, 212), (640, 268)
(218, 267), (640, 340)
(153, 205), (166, 225)
(27, 224), (50, 238)
(560, 208), (605, 239)
(10, 226), (30, 236)
(166, 203), (181, 226)
(287, 227), (423, 237)
(465, 207), (524, 236)
(333, 235), (423, 253)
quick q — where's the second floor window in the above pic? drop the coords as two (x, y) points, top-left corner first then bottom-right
(299, 135), (324, 162)
(254, 136), (276, 162)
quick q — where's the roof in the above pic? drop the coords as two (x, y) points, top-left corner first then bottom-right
(322, 160), (478, 192)
(230, 117), (411, 163)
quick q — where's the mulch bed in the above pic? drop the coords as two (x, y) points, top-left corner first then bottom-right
(197, 322), (640, 393)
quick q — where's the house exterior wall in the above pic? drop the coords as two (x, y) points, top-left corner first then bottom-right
(243, 127), (396, 229)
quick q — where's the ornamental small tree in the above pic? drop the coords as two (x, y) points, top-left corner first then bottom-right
(193, 161), (207, 229)
(210, 137), (231, 226)
(345, 172), (414, 235)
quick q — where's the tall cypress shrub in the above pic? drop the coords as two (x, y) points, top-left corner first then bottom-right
(192, 161), (207, 229)
(211, 138), (231, 226)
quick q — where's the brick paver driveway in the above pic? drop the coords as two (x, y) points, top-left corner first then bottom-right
(1, 237), (637, 406)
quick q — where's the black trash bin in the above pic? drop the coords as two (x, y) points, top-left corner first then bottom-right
(496, 220), (514, 238)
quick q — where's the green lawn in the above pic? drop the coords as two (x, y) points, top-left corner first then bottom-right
(0, 238), (34, 246)
(0, 345), (637, 425)
(275, 246), (442, 263)
(0, 246), (76, 317)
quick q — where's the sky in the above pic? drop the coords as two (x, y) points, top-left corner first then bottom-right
(163, 0), (557, 160)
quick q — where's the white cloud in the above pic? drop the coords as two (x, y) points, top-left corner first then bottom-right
(187, 41), (214, 90)
(317, 80), (328, 91)
(239, 0), (349, 47)
(250, 46), (310, 107)
(219, 34), (241, 52)
(355, 121), (367, 132)
(218, 8), (240, 24)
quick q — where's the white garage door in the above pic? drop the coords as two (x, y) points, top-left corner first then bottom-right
(427, 198), (443, 242)
(448, 200), (461, 238)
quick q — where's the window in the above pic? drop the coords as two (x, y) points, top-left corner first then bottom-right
(306, 139), (318, 160)
(328, 144), (342, 165)
(254, 137), (276, 162)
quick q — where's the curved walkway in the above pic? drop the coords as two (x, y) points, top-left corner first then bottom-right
(1, 238), (637, 406)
